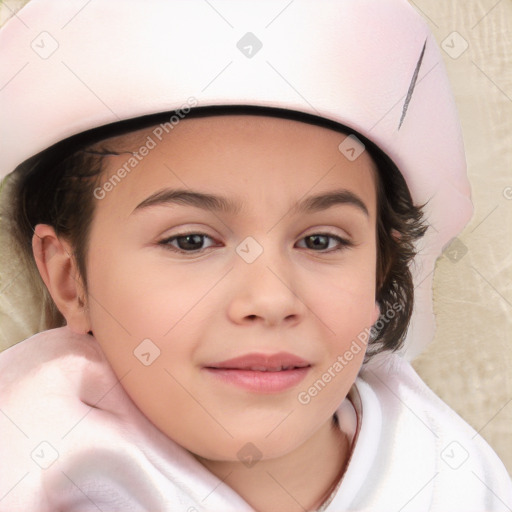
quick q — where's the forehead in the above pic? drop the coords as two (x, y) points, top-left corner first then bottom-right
(91, 114), (378, 217)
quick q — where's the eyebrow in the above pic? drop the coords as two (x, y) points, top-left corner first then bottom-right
(131, 189), (242, 215)
(131, 188), (369, 217)
(293, 189), (369, 217)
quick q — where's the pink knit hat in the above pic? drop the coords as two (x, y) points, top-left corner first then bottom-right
(0, 0), (472, 358)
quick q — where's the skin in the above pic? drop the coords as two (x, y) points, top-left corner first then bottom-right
(34, 115), (379, 512)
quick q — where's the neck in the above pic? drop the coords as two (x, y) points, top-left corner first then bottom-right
(196, 417), (350, 512)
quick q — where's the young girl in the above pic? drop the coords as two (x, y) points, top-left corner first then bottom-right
(0, 1), (510, 511)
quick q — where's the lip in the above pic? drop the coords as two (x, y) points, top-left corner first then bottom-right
(203, 353), (311, 394)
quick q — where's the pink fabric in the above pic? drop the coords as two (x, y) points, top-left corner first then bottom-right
(0, 327), (254, 511)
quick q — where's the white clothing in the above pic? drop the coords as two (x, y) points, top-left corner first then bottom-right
(1, 327), (510, 511)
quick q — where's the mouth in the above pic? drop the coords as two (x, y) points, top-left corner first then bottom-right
(204, 353), (312, 393)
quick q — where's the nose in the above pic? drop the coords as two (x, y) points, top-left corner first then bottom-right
(226, 249), (306, 327)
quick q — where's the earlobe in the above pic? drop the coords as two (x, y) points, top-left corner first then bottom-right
(32, 224), (91, 335)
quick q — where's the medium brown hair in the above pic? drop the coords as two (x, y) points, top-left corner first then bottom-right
(3, 106), (427, 357)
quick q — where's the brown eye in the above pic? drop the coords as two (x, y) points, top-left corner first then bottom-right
(159, 233), (216, 252)
(296, 233), (353, 252)
(305, 235), (330, 250)
(175, 234), (206, 250)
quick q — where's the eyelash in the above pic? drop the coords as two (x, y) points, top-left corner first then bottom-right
(158, 232), (354, 255)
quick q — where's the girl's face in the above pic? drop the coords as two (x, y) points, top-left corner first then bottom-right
(83, 115), (379, 461)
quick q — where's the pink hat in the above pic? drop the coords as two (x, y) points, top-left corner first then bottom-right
(0, 0), (472, 359)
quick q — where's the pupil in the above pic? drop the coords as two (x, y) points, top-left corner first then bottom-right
(308, 235), (327, 250)
(179, 234), (203, 250)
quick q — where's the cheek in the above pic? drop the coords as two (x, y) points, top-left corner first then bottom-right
(86, 245), (211, 338)
(293, 271), (375, 428)
(306, 259), (377, 341)
(84, 245), (225, 390)
(298, 253), (377, 381)
(83, 250), (212, 442)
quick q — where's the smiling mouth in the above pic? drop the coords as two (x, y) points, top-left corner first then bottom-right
(204, 353), (312, 393)
(219, 364), (309, 372)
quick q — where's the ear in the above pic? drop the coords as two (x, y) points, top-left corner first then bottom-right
(32, 224), (91, 334)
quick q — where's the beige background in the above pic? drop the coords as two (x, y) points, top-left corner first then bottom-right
(408, 0), (512, 476)
(0, 0), (511, 475)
